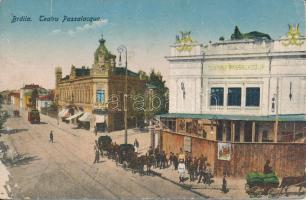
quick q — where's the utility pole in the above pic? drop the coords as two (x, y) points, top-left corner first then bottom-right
(118, 45), (128, 144)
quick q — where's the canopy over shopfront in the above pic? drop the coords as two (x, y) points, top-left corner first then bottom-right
(66, 112), (83, 120)
(79, 113), (92, 122)
(58, 109), (69, 118)
(159, 113), (306, 122)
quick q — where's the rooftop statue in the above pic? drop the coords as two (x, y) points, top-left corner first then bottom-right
(282, 24), (304, 46)
(175, 31), (194, 52)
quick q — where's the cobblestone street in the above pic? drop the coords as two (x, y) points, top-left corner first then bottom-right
(0, 109), (304, 199)
(0, 110), (203, 199)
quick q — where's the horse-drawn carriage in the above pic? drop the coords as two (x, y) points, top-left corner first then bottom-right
(118, 144), (135, 165)
(97, 135), (112, 157)
(245, 172), (280, 197)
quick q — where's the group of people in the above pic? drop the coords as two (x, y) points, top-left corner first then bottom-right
(147, 147), (214, 185)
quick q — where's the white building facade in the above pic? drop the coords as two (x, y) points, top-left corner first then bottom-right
(163, 28), (306, 143)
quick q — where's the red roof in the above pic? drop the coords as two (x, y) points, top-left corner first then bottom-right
(23, 84), (40, 89)
(38, 94), (53, 101)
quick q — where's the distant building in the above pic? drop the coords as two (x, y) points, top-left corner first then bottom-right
(0, 90), (12, 104)
(36, 93), (53, 112)
(55, 36), (145, 132)
(20, 84), (49, 110)
(9, 91), (20, 111)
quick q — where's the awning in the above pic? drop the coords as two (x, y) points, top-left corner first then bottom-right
(158, 113), (306, 122)
(66, 112), (83, 120)
(58, 109), (69, 118)
(79, 113), (92, 122)
(95, 114), (105, 123)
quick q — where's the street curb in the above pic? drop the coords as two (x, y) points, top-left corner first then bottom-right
(151, 170), (210, 199)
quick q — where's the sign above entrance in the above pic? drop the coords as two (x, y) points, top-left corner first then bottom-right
(208, 63), (265, 71)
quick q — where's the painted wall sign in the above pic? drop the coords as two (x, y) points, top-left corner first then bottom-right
(218, 142), (231, 161)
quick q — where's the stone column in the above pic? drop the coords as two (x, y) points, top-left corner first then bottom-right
(222, 121), (227, 142)
(231, 122), (235, 142)
(240, 121), (245, 142)
(252, 122), (256, 142)
(258, 131), (263, 143)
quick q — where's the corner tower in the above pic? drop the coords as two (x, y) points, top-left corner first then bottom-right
(55, 66), (62, 87)
(92, 35), (116, 76)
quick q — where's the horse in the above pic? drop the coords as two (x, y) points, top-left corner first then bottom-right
(279, 175), (306, 196)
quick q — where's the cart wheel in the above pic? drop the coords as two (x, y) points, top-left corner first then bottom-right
(249, 186), (264, 198)
(245, 184), (250, 194)
(268, 188), (280, 198)
(123, 161), (128, 169)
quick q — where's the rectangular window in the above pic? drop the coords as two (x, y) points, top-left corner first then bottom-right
(210, 88), (224, 106)
(246, 87), (260, 106)
(228, 88), (241, 106)
(96, 90), (105, 103)
(161, 118), (176, 132)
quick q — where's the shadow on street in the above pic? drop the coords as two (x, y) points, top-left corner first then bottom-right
(3, 153), (41, 168)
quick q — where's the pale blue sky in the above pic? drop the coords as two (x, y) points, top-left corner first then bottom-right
(0, 0), (305, 90)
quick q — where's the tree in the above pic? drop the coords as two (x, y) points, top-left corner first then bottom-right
(136, 70), (169, 121)
(31, 89), (38, 109)
(147, 69), (169, 115)
(138, 70), (149, 81)
(0, 94), (8, 130)
(219, 36), (225, 41)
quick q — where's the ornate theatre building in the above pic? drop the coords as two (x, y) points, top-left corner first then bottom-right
(159, 26), (306, 177)
(55, 37), (145, 131)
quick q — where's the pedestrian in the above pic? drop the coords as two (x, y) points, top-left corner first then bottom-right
(204, 163), (213, 185)
(134, 138), (139, 153)
(173, 153), (179, 170)
(160, 151), (167, 169)
(49, 130), (54, 143)
(93, 148), (100, 164)
(93, 141), (100, 164)
(94, 126), (97, 136)
(169, 152), (174, 169)
(178, 159), (186, 184)
(154, 147), (160, 168)
(221, 175), (228, 193)
(189, 159), (195, 182)
(197, 156), (207, 184)
(263, 159), (273, 174)
(148, 146), (153, 156)
(178, 148), (185, 162)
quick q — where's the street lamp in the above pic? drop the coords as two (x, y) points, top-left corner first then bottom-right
(117, 45), (128, 144)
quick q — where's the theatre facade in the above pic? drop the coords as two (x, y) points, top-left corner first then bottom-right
(159, 28), (306, 177)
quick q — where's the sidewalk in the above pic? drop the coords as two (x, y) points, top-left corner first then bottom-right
(39, 113), (152, 155)
(38, 114), (250, 198)
(0, 159), (11, 199)
(151, 166), (250, 199)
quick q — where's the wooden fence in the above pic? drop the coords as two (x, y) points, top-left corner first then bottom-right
(161, 131), (306, 178)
